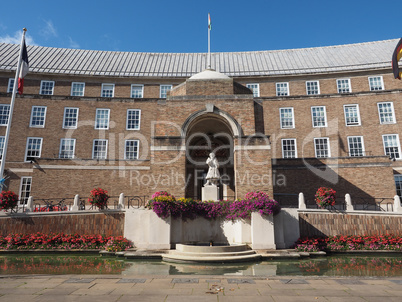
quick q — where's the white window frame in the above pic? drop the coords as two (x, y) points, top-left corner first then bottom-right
(7, 78), (14, 93)
(377, 102), (396, 124)
(29, 106), (47, 128)
(279, 107), (295, 129)
(160, 85), (172, 98)
(336, 79), (351, 93)
(343, 104), (361, 126)
(276, 82), (289, 96)
(71, 82), (85, 96)
(92, 139), (108, 160)
(314, 137), (331, 158)
(124, 139), (139, 160)
(306, 81), (320, 95)
(0, 136), (4, 160)
(347, 136), (365, 157)
(0, 104), (10, 126)
(95, 108), (110, 130)
(19, 176), (32, 206)
(40, 80), (55, 95)
(101, 83), (115, 98)
(281, 138), (297, 159)
(368, 76), (384, 91)
(395, 175), (402, 198)
(59, 138), (76, 159)
(131, 84), (144, 98)
(311, 106), (327, 128)
(62, 107), (79, 129)
(246, 83), (260, 97)
(382, 134), (401, 160)
(25, 137), (43, 162)
(126, 109), (141, 130)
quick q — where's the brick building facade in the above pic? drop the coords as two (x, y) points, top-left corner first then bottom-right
(0, 39), (401, 205)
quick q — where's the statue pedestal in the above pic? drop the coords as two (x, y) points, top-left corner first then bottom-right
(202, 185), (219, 201)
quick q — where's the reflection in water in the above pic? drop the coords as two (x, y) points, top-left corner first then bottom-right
(273, 256), (402, 277)
(0, 254), (130, 275)
(1, 254), (402, 277)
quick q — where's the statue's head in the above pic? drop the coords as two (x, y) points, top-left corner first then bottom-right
(209, 152), (215, 159)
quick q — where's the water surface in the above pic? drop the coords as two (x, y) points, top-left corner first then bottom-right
(1, 254), (402, 277)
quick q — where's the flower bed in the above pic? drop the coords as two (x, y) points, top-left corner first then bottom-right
(294, 235), (402, 252)
(0, 233), (132, 252)
(146, 191), (280, 220)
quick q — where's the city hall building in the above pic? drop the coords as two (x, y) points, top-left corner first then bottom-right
(0, 39), (401, 206)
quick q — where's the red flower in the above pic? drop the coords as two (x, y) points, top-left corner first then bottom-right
(0, 190), (19, 211)
(88, 188), (109, 209)
(315, 187), (336, 209)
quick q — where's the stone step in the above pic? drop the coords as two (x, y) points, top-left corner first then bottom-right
(162, 253), (262, 263)
(167, 249), (257, 258)
(175, 243), (250, 253)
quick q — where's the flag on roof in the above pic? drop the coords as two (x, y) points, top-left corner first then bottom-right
(208, 13), (211, 30)
(17, 37), (29, 94)
(392, 38), (402, 80)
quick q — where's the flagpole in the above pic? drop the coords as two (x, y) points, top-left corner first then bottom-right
(0, 28), (27, 187)
(207, 13), (211, 69)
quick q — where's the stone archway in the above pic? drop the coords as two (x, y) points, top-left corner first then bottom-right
(184, 112), (236, 200)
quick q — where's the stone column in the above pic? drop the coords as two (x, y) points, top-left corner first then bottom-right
(202, 185), (219, 201)
(118, 193), (124, 209)
(274, 212), (286, 249)
(71, 194), (80, 211)
(251, 213), (276, 249)
(345, 194), (354, 211)
(25, 196), (33, 212)
(124, 208), (171, 249)
(298, 192), (306, 210)
(394, 195), (402, 213)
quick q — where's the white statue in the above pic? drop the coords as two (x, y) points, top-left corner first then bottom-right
(205, 152), (220, 186)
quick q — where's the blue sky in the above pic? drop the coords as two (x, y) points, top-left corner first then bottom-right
(0, 0), (400, 53)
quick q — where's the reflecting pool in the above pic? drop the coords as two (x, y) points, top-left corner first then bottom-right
(1, 254), (402, 277)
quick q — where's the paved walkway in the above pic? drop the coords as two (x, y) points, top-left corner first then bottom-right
(1, 275), (402, 301)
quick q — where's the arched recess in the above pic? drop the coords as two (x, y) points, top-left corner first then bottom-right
(183, 107), (240, 200)
(181, 106), (243, 138)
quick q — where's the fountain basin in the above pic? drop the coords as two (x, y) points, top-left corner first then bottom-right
(162, 243), (261, 263)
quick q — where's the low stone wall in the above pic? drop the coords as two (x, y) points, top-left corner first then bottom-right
(0, 211), (125, 236)
(124, 208), (279, 249)
(171, 217), (252, 245)
(299, 211), (402, 237)
(274, 208), (299, 248)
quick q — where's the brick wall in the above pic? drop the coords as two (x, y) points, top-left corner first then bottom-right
(1, 68), (401, 204)
(30, 168), (154, 199)
(1, 70), (401, 98)
(0, 212), (124, 236)
(234, 136), (273, 198)
(299, 212), (402, 237)
(150, 147), (187, 198)
(273, 157), (396, 203)
(264, 89), (402, 159)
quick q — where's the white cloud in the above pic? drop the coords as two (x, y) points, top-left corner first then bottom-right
(68, 37), (80, 49)
(101, 34), (120, 51)
(0, 31), (36, 45)
(40, 19), (57, 38)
